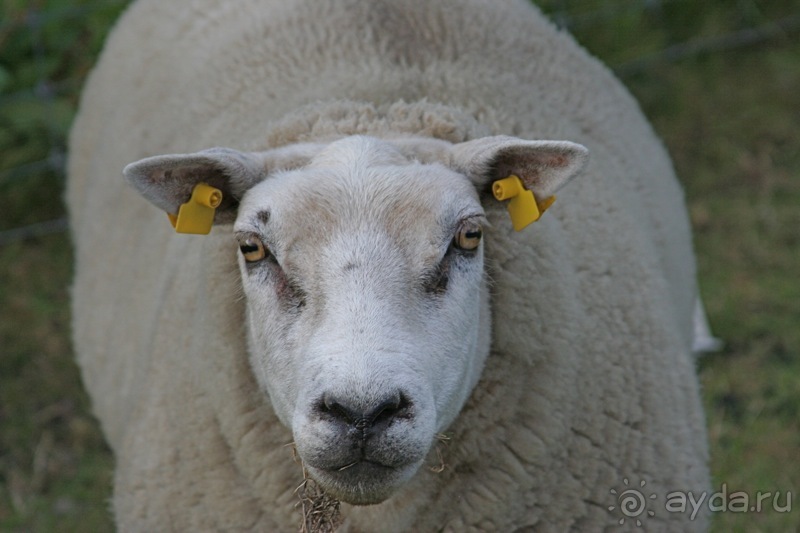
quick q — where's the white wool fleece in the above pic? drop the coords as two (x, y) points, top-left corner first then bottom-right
(68, 0), (709, 530)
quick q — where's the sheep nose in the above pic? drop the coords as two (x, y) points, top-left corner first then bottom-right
(318, 391), (411, 433)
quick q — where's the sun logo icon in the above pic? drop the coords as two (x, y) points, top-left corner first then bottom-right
(608, 478), (657, 527)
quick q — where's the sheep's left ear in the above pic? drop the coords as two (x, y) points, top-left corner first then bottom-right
(450, 136), (589, 200)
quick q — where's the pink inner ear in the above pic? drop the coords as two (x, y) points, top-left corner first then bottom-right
(543, 155), (568, 167)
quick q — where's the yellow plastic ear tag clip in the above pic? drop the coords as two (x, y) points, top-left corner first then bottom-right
(167, 183), (223, 235)
(492, 175), (556, 231)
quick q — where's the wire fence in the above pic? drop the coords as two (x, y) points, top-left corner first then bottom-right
(1, 0), (798, 246)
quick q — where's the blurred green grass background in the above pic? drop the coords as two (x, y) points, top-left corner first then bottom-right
(1, 0), (798, 531)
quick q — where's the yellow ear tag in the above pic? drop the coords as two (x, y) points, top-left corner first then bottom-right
(492, 175), (556, 231)
(167, 183), (223, 235)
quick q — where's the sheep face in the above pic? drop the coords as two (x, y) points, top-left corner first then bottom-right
(235, 137), (490, 504)
(123, 133), (587, 505)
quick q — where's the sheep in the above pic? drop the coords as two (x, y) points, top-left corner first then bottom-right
(67, 0), (710, 530)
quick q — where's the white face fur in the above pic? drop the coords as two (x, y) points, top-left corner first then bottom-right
(124, 133), (588, 506)
(233, 137), (492, 504)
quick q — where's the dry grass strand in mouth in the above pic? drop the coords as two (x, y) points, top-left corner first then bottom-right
(288, 442), (342, 533)
(428, 433), (451, 474)
(296, 475), (342, 533)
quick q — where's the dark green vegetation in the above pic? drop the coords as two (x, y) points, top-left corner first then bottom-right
(1, 1), (798, 530)
(2, 3), (128, 529)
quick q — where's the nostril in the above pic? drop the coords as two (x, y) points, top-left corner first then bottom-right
(371, 392), (411, 425)
(319, 395), (358, 425)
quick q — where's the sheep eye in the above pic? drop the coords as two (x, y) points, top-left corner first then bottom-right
(239, 237), (267, 262)
(454, 220), (482, 251)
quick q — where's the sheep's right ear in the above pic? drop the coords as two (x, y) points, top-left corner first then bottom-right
(123, 144), (322, 223)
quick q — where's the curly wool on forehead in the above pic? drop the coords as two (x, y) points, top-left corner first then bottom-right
(264, 137), (469, 208)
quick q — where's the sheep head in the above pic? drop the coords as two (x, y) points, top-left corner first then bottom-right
(123, 134), (588, 505)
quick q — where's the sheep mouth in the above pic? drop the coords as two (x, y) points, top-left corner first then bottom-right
(327, 458), (396, 473)
(305, 459), (421, 505)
